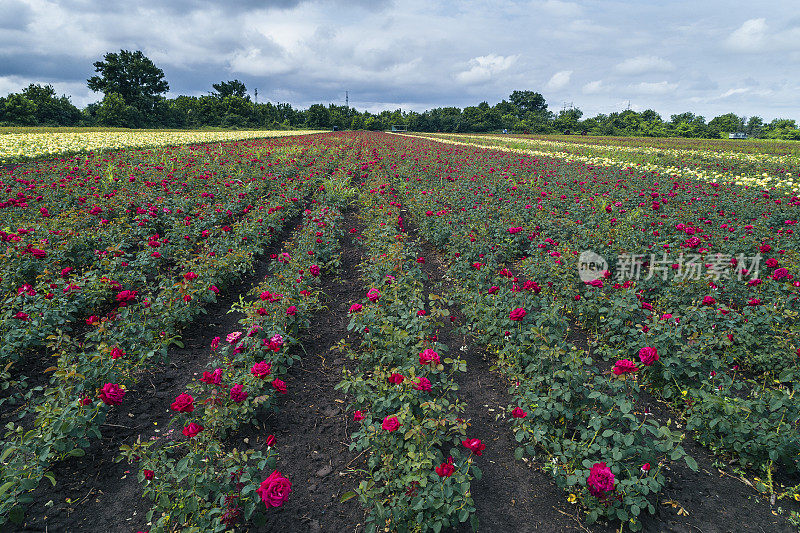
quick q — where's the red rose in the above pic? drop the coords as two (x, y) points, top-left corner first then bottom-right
(511, 407), (527, 418)
(702, 295), (715, 306)
(638, 347), (659, 366)
(388, 373), (404, 384)
(353, 410), (365, 421)
(462, 438), (485, 456)
(229, 384), (248, 403)
(612, 359), (638, 375)
(509, 307), (526, 321)
(266, 434), (276, 447)
(587, 461), (615, 497)
(382, 416), (400, 432)
(286, 306), (297, 316)
(419, 348), (440, 366)
(144, 469), (154, 480)
(349, 303), (363, 313)
(184, 271), (198, 280)
(182, 422), (204, 438)
(256, 470), (292, 508)
(110, 347), (124, 359)
(171, 393), (195, 413)
(435, 457), (455, 478)
(200, 368), (222, 385)
(99, 383), (125, 405)
(271, 379), (287, 394)
(309, 264), (320, 276)
(14, 312), (29, 320)
(251, 361), (272, 378)
(414, 377), (432, 391)
(367, 288), (381, 302)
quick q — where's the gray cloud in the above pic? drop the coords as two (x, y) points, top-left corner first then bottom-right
(0, 0), (797, 121)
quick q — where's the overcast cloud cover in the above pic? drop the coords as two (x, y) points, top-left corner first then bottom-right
(1, 0), (799, 120)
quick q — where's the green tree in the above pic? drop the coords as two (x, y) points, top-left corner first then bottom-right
(1, 94), (36, 125)
(87, 50), (169, 114)
(708, 113), (745, 137)
(96, 92), (132, 127)
(306, 104), (331, 128)
(746, 116), (764, 137)
(509, 90), (548, 114)
(19, 84), (81, 125)
(212, 80), (248, 100)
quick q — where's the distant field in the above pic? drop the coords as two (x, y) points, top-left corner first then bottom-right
(0, 128), (324, 165)
(408, 132), (800, 189)
(493, 133), (800, 157)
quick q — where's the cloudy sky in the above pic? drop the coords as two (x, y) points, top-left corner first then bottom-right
(1, 0), (799, 120)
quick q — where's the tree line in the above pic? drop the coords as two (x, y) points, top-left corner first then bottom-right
(1, 49), (798, 140)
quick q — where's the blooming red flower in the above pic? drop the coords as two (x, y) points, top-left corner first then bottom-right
(638, 347), (659, 366)
(184, 271), (198, 281)
(419, 348), (440, 366)
(99, 383), (125, 405)
(171, 393), (195, 413)
(382, 416), (400, 432)
(200, 368), (223, 385)
(587, 462), (615, 497)
(182, 422), (204, 438)
(229, 384), (248, 403)
(144, 469), (154, 480)
(462, 438), (485, 456)
(612, 359), (638, 375)
(271, 379), (287, 394)
(511, 407), (527, 418)
(367, 288), (381, 302)
(435, 456), (455, 478)
(349, 303), (363, 313)
(309, 264), (320, 276)
(414, 377), (432, 391)
(110, 347), (124, 359)
(702, 295), (716, 306)
(286, 305), (297, 316)
(509, 307), (526, 321)
(353, 410), (365, 421)
(256, 471), (292, 508)
(251, 361), (272, 378)
(388, 373), (404, 384)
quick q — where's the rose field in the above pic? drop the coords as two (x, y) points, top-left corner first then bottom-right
(1, 130), (800, 532)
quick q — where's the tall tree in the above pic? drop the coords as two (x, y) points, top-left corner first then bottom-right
(212, 79), (248, 99)
(87, 50), (169, 112)
(509, 90), (548, 114)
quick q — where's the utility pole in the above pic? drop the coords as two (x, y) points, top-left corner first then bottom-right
(254, 88), (258, 104)
(345, 91), (349, 108)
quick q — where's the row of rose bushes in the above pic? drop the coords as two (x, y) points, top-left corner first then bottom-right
(342, 132), (797, 528)
(119, 195), (346, 532)
(335, 176), (482, 532)
(0, 138), (316, 367)
(0, 134), (357, 525)
(393, 182), (689, 530)
(379, 132), (799, 471)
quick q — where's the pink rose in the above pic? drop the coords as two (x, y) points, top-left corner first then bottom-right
(349, 303), (363, 313)
(353, 410), (365, 421)
(702, 295), (716, 306)
(256, 470), (292, 508)
(286, 305), (297, 316)
(110, 347), (124, 359)
(309, 264), (320, 277)
(367, 288), (381, 302)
